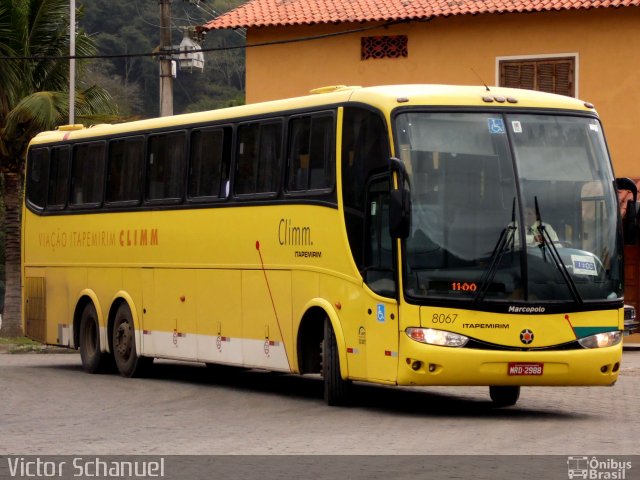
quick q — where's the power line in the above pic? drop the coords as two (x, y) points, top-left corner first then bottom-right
(0, 19), (407, 61)
(186, 0), (246, 37)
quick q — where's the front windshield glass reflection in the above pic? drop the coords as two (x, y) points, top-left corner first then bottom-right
(395, 112), (622, 305)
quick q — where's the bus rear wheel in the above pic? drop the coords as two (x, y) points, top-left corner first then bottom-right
(79, 302), (113, 374)
(489, 386), (520, 407)
(113, 303), (152, 378)
(322, 318), (352, 406)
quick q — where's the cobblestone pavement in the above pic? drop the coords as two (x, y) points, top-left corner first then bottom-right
(1, 349), (638, 455)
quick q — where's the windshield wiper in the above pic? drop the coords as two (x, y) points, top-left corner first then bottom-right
(474, 199), (516, 304)
(534, 197), (583, 304)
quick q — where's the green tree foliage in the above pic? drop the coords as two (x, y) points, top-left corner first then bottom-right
(0, 0), (117, 336)
(0, 0), (116, 170)
(79, 0), (247, 118)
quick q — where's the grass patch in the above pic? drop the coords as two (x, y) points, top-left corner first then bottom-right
(0, 336), (41, 346)
(0, 336), (75, 353)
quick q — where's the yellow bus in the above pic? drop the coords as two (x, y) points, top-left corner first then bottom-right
(22, 85), (633, 407)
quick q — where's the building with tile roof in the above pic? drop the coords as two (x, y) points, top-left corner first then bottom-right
(204, 0), (640, 28)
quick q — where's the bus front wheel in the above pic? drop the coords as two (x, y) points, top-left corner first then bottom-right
(113, 303), (152, 378)
(322, 318), (352, 406)
(489, 386), (520, 407)
(79, 302), (113, 374)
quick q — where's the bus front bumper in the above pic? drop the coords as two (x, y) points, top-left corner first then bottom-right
(397, 334), (622, 387)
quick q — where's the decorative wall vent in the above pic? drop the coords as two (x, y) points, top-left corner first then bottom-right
(361, 35), (408, 60)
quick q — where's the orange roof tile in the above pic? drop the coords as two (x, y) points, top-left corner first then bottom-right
(203, 0), (639, 29)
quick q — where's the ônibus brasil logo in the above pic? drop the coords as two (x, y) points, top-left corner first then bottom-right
(567, 456), (632, 479)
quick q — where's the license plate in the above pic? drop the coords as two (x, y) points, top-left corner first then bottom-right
(508, 362), (544, 376)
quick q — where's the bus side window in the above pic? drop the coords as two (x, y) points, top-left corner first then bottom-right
(287, 116), (312, 191)
(47, 146), (71, 210)
(364, 177), (396, 297)
(235, 120), (283, 196)
(70, 142), (106, 207)
(106, 137), (144, 204)
(341, 106), (391, 271)
(189, 126), (231, 200)
(147, 131), (187, 202)
(236, 123), (258, 195)
(26, 148), (49, 210)
(309, 115), (334, 190)
(257, 122), (282, 193)
(286, 113), (334, 193)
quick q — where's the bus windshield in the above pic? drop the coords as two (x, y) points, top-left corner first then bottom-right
(396, 111), (622, 305)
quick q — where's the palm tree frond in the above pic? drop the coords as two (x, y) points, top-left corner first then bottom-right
(76, 84), (118, 118)
(5, 90), (68, 135)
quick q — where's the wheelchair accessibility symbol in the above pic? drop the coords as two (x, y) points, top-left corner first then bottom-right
(488, 118), (506, 134)
(376, 304), (386, 323)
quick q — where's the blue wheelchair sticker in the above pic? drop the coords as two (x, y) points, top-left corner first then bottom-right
(488, 118), (506, 134)
(376, 304), (386, 323)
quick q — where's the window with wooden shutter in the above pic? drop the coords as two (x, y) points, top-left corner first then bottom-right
(499, 57), (575, 97)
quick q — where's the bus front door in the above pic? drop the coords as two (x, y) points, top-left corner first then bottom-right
(363, 177), (400, 383)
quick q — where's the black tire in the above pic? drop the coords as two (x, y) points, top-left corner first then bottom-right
(79, 302), (114, 374)
(323, 318), (352, 406)
(113, 303), (152, 378)
(489, 386), (520, 407)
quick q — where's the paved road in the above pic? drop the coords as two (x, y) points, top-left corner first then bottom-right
(1, 349), (639, 455)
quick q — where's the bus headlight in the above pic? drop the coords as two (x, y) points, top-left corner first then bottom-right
(577, 331), (622, 349)
(406, 328), (469, 347)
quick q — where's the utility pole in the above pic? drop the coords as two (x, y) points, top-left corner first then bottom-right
(69, 0), (76, 124)
(159, 0), (173, 116)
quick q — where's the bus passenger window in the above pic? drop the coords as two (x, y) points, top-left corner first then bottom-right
(287, 117), (311, 191)
(70, 142), (106, 206)
(106, 137), (144, 204)
(287, 113), (334, 192)
(26, 148), (49, 209)
(235, 121), (283, 196)
(189, 127), (231, 200)
(47, 146), (71, 209)
(147, 132), (187, 202)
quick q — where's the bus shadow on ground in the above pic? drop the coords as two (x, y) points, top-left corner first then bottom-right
(35, 357), (581, 418)
(142, 360), (580, 419)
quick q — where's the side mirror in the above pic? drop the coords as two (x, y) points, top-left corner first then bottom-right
(389, 157), (411, 239)
(616, 177), (638, 245)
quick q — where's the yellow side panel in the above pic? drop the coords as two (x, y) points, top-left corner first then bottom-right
(47, 267), (75, 345)
(242, 270), (293, 369)
(195, 269), (242, 362)
(364, 293), (399, 383)
(144, 269), (197, 359)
